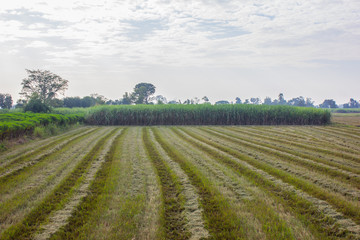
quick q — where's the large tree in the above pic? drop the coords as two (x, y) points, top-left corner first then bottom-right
(131, 83), (156, 104)
(20, 69), (69, 104)
(320, 99), (338, 108)
(0, 93), (13, 109)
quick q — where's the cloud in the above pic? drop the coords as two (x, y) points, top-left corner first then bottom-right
(0, 0), (359, 70)
(26, 40), (49, 48)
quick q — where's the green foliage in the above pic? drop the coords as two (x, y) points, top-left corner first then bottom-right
(24, 96), (51, 113)
(0, 93), (13, 109)
(0, 112), (84, 140)
(320, 99), (338, 109)
(131, 83), (156, 104)
(85, 104), (331, 126)
(20, 69), (69, 104)
(0, 141), (7, 152)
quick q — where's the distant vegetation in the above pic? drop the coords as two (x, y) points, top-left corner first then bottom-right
(0, 112), (84, 140)
(85, 104), (330, 126)
(1, 69), (358, 113)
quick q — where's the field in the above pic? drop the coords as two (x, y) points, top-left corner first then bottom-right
(0, 124), (359, 239)
(332, 113), (360, 127)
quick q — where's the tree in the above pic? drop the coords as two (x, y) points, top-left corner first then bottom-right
(131, 83), (156, 104)
(320, 99), (338, 108)
(150, 95), (167, 104)
(305, 98), (314, 107)
(235, 97), (242, 104)
(250, 97), (261, 105)
(0, 93), (13, 109)
(287, 96), (306, 107)
(263, 97), (272, 105)
(278, 93), (286, 105)
(20, 69), (69, 105)
(90, 93), (107, 105)
(202, 96), (210, 104)
(24, 94), (51, 113)
(344, 98), (360, 108)
(48, 98), (64, 108)
(121, 92), (132, 105)
(215, 100), (230, 105)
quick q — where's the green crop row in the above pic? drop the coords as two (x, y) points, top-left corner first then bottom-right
(85, 105), (331, 126)
(0, 113), (84, 140)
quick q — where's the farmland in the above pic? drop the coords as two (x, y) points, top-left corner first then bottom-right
(0, 124), (359, 239)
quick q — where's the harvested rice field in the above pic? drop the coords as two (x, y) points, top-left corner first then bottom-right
(0, 125), (359, 239)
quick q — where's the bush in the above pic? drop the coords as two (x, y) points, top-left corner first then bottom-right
(24, 98), (51, 113)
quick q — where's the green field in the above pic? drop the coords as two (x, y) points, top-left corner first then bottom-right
(0, 124), (359, 239)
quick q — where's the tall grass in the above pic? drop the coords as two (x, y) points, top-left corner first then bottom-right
(85, 105), (331, 126)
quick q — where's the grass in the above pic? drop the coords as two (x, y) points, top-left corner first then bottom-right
(49, 128), (127, 239)
(0, 128), (119, 240)
(142, 127), (190, 240)
(1, 125), (359, 239)
(173, 127), (354, 239)
(84, 104), (331, 125)
(153, 127), (294, 240)
(200, 127), (360, 187)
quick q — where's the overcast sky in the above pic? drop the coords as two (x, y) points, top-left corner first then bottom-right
(1, 0), (359, 104)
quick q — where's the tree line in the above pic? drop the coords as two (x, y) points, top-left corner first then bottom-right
(1, 69), (359, 112)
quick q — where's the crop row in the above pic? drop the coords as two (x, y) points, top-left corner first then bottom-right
(0, 126), (359, 239)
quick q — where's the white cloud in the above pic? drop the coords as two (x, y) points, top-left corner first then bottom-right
(0, 0), (359, 103)
(26, 40), (49, 48)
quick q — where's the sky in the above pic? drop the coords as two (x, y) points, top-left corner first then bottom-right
(0, 0), (359, 105)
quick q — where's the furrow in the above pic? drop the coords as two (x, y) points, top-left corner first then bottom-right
(142, 127), (190, 239)
(161, 128), (251, 202)
(0, 127), (119, 240)
(153, 127), (278, 240)
(0, 127), (111, 234)
(200, 127), (360, 189)
(202, 128), (360, 201)
(148, 128), (210, 240)
(0, 128), (99, 179)
(177, 127), (360, 239)
(226, 126), (360, 166)
(163, 128), (313, 240)
(311, 127), (360, 144)
(251, 126), (360, 153)
(57, 127), (162, 240)
(0, 127), (89, 165)
(34, 128), (124, 240)
(290, 127), (360, 152)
